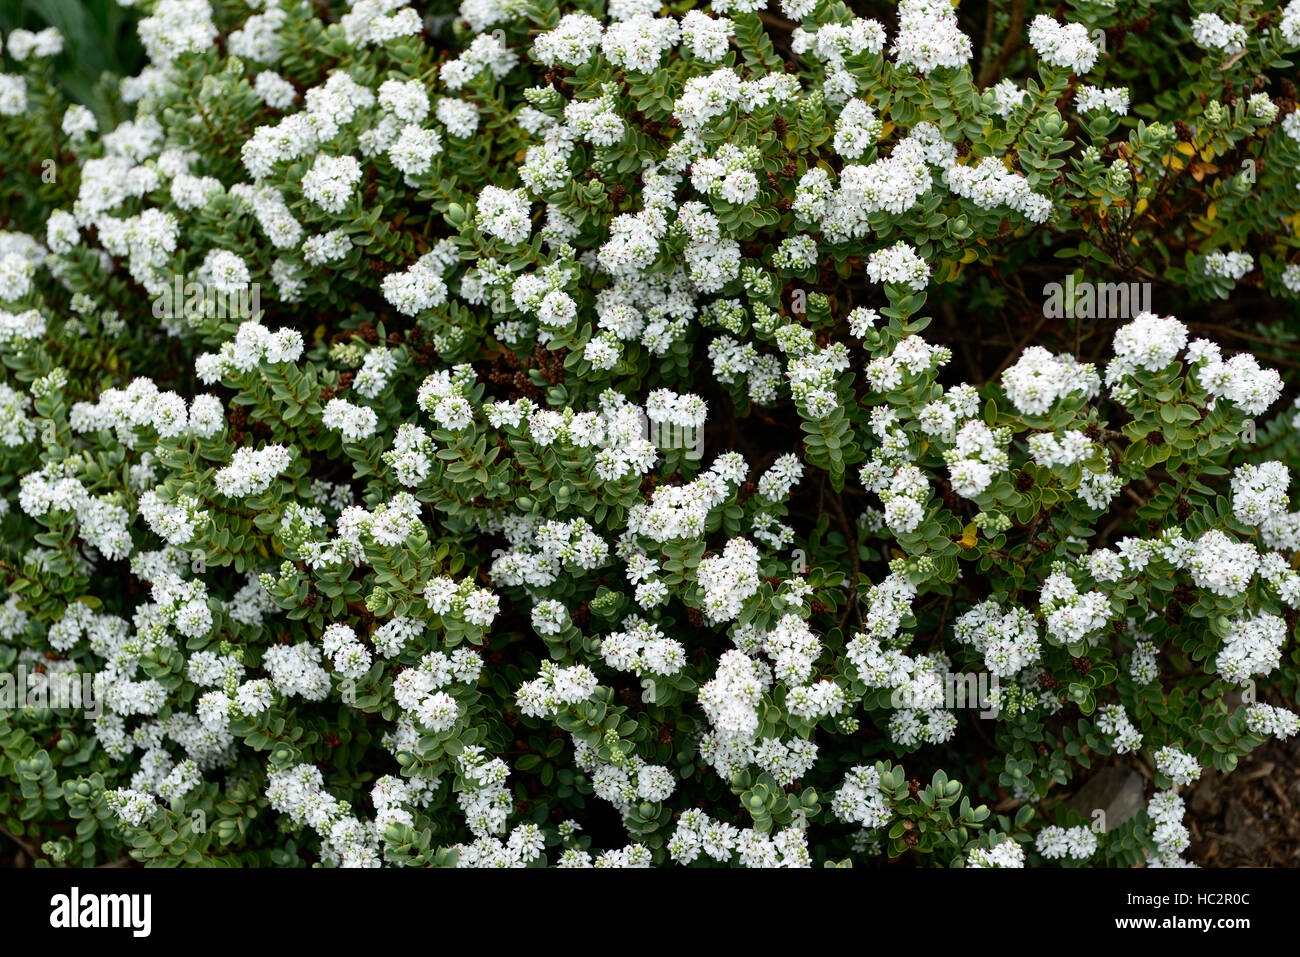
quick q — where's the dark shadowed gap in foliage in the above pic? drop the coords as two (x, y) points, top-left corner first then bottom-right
(0, 0), (145, 127)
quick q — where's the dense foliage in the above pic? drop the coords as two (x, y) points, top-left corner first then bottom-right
(2, 0), (1300, 868)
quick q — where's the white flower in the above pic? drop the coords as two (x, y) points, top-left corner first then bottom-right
(301, 154), (362, 214)
(1190, 13), (1247, 55)
(865, 242), (930, 290)
(476, 185), (532, 245)
(1028, 15), (1099, 73)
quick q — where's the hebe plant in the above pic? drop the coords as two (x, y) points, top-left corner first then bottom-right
(1, 0), (1299, 869)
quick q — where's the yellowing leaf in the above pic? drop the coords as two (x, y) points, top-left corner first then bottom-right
(1205, 202), (1217, 221)
(1175, 142), (1196, 157)
(958, 523), (978, 549)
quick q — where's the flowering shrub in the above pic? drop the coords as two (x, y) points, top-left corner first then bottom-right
(2, 0), (1300, 869)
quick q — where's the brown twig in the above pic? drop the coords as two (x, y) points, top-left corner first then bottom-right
(976, 0), (1027, 88)
(0, 825), (40, 863)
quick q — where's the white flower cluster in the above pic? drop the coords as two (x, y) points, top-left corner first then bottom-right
(452, 823), (550, 868)
(0, 382), (36, 447)
(1075, 85), (1130, 115)
(830, 764), (891, 829)
(1185, 530), (1259, 598)
(644, 388), (707, 430)
(574, 739), (676, 813)
(4, 26), (64, 60)
(667, 809), (810, 867)
(1096, 703), (1143, 753)
(944, 420), (1013, 499)
(832, 98), (882, 159)
(891, 0), (971, 74)
(393, 648), (481, 731)
(105, 788), (159, 828)
(320, 622), (374, 680)
(138, 0), (217, 66)
(1002, 346), (1100, 415)
(889, 681), (958, 747)
(699, 649), (771, 744)
(866, 241), (931, 290)
(967, 836), (1026, 868)
(787, 342), (851, 418)
(1028, 429), (1094, 468)
(1244, 703), (1299, 740)
(944, 156), (1052, 223)
(301, 154), (363, 214)
(530, 598), (570, 636)
(1215, 612), (1287, 686)
(1039, 569), (1112, 646)
(1154, 745), (1201, 787)
(353, 346), (400, 399)
(382, 250), (451, 316)
(1188, 338), (1283, 417)
(453, 746), (512, 839)
(791, 18), (885, 83)
(1285, 0), (1300, 45)
(1130, 638), (1159, 685)
(851, 572), (918, 646)
(214, 445), (293, 498)
(263, 641), (330, 700)
(491, 514), (609, 586)
(598, 616), (686, 676)
(1190, 12), (1247, 55)
(417, 366), (476, 431)
(195, 320), (304, 384)
(139, 490), (209, 546)
(696, 537), (763, 623)
(1203, 250), (1254, 282)
(1027, 15), (1100, 73)
(700, 732), (819, 784)
(266, 764), (381, 867)
(954, 600), (1041, 676)
(476, 185), (532, 245)
(421, 573), (500, 627)
(515, 661), (599, 717)
(440, 32), (518, 90)
(18, 462), (133, 560)
(1230, 461), (1291, 527)
(990, 78), (1028, 117)
(322, 397), (379, 442)
(1034, 825), (1097, 861)
(1146, 790), (1192, 868)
